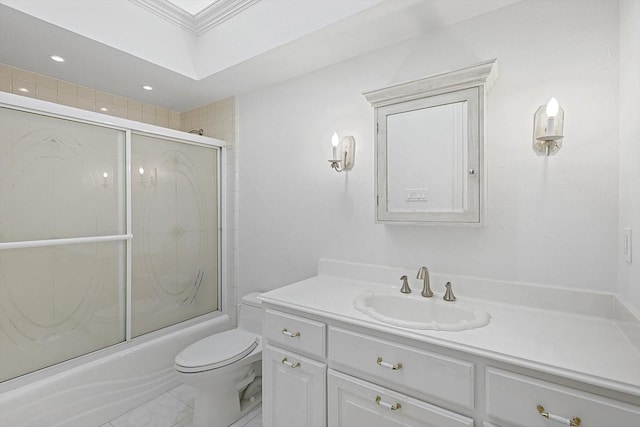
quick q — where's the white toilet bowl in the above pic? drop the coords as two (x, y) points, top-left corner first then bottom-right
(175, 293), (263, 427)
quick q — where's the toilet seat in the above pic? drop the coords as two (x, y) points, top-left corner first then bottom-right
(175, 329), (259, 373)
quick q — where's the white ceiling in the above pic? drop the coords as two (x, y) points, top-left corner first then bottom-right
(0, 0), (520, 112)
(130, 0), (264, 35)
(167, 0), (219, 15)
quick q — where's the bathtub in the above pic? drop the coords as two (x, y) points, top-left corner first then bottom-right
(0, 314), (230, 427)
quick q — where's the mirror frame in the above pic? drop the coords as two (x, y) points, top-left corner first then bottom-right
(364, 59), (499, 225)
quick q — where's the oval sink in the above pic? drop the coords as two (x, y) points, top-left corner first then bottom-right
(353, 291), (490, 331)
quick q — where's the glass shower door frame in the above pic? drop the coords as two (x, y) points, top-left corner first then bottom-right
(0, 92), (226, 383)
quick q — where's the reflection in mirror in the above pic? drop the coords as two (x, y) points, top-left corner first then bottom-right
(364, 59), (498, 225)
(387, 101), (468, 213)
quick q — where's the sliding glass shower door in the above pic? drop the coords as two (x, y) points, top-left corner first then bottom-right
(0, 107), (127, 382)
(131, 134), (219, 337)
(0, 106), (220, 382)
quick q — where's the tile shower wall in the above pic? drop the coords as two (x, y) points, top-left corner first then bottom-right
(0, 63), (235, 149)
(180, 97), (238, 322)
(181, 98), (235, 144)
(179, 95), (238, 325)
(0, 64), (181, 129)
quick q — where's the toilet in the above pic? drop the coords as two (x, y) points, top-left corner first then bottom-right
(175, 293), (263, 427)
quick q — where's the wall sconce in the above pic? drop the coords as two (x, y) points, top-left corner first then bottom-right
(138, 166), (157, 188)
(533, 97), (564, 156)
(328, 132), (355, 172)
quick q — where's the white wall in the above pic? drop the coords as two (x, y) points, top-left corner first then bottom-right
(618, 0), (640, 311)
(237, 1), (621, 298)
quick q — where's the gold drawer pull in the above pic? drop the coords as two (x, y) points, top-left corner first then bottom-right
(281, 357), (300, 368)
(537, 405), (581, 426)
(375, 395), (401, 411)
(281, 328), (300, 338)
(376, 357), (402, 370)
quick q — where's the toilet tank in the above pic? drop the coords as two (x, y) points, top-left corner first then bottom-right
(238, 292), (263, 335)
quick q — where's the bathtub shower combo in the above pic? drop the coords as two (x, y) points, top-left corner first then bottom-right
(0, 93), (230, 426)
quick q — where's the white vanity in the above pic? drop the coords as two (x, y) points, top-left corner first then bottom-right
(260, 259), (640, 427)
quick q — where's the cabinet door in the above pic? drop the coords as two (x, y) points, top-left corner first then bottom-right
(328, 370), (473, 427)
(263, 344), (326, 427)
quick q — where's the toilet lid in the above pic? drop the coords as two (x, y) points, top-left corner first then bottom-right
(175, 329), (259, 373)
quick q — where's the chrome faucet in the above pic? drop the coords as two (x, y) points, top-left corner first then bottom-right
(400, 275), (411, 293)
(443, 281), (456, 302)
(417, 266), (433, 297)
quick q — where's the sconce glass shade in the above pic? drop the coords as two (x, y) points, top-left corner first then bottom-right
(533, 98), (564, 156)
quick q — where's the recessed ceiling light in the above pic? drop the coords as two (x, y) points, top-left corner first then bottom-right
(142, 85), (153, 91)
(18, 87), (29, 93)
(50, 55), (65, 63)
(99, 107), (108, 112)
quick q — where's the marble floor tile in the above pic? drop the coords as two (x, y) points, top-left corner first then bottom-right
(106, 384), (261, 427)
(109, 392), (192, 427)
(171, 414), (193, 427)
(168, 383), (196, 408)
(240, 410), (262, 427)
(230, 405), (262, 427)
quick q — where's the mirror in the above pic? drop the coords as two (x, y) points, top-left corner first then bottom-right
(364, 59), (498, 225)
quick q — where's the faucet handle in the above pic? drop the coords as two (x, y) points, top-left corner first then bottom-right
(417, 266), (433, 297)
(400, 275), (411, 293)
(443, 281), (456, 302)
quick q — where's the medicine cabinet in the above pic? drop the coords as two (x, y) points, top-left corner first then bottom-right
(364, 59), (499, 225)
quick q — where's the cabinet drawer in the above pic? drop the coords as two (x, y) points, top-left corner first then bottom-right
(264, 309), (326, 358)
(328, 369), (473, 427)
(486, 367), (640, 427)
(328, 327), (474, 409)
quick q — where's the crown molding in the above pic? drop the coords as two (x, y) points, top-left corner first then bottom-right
(130, 0), (260, 35)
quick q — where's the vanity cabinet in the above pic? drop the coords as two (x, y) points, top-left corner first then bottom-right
(262, 308), (473, 427)
(262, 309), (327, 427)
(262, 305), (640, 427)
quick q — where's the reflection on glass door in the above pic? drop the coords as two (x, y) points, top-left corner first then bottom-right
(131, 134), (218, 337)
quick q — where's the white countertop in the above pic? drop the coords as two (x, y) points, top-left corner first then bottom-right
(260, 261), (640, 398)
